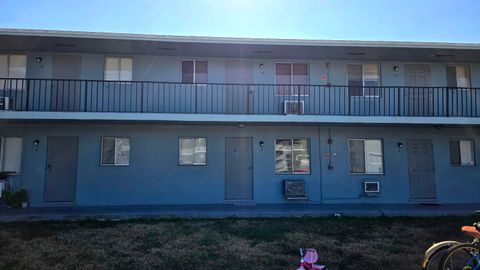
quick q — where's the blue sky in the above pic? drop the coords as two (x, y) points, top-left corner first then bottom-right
(1, 0), (479, 42)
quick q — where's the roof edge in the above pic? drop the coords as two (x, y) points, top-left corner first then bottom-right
(1, 28), (480, 50)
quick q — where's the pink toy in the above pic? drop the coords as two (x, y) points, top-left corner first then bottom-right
(296, 248), (327, 270)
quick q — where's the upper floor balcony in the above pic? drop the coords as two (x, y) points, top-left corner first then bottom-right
(2, 78), (479, 118)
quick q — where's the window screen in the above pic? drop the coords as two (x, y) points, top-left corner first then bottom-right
(450, 140), (475, 166)
(182, 60), (207, 83)
(104, 57), (132, 81)
(179, 137), (207, 165)
(101, 137), (130, 166)
(349, 139), (384, 174)
(1, 137), (23, 173)
(275, 138), (310, 174)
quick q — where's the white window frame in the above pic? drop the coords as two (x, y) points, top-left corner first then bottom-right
(0, 54), (27, 90)
(181, 59), (208, 84)
(104, 56), (133, 81)
(347, 63), (381, 98)
(274, 62), (309, 96)
(348, 139), (384, 175)
(178, 137), (207, 166)
(0, 136), (23, 174)
(274, 138), (311, 175)
(450, 139), (475, 166)
(446, 64), (471, 89)
(100, 137), (130, 166)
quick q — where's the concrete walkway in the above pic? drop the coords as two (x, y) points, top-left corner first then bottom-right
(0, 203), (479, 221)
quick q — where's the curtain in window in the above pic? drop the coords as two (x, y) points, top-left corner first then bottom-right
(275, 139), (292, 173)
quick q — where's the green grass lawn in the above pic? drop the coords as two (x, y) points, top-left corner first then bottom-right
(0, 216), (476, 270)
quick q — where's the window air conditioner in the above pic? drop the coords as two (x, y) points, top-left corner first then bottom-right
(0, 97), (11, 110)
(283, 100), (304, 115)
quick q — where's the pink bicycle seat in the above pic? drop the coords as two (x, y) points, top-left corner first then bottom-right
(304, 249), (318, 264)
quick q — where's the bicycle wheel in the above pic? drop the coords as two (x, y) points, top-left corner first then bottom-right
(422, 241), (459, 270)
(439, 243), (480, 270)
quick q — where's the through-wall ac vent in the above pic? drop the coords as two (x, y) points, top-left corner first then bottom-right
(363, 181), (380, 196)
(346, 52), (366, 56)
(53, 43), (76, 47)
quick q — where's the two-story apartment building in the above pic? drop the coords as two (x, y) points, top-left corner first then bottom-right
(1, 29), (479, 208)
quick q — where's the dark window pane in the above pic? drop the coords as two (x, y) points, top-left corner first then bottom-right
(195, 61), (208, 83)
(349, 140), (365, 173)
(275, 63), (292, 95)
(348, 64), (363, 97)
(446, 66), (457, 88)
(293, 64), (308, 95)
(449, 140), (461, 165)
(182, 61), (194, 83)
(102, 138), (116, 165)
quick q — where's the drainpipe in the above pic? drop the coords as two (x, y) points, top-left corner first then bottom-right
(318, 126), (323, 204)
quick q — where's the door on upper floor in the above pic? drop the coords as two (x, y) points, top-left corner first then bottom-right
(226, 60), (253, 114)
(405, 64), (431, 116)
(51, 55), (82, 111)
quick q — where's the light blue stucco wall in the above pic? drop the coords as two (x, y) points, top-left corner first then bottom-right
(1, 122), (479, 207)
(23, 51), (480, 87)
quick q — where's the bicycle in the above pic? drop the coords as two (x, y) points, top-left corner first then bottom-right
(295, 248), (327, 270)
(422, 240), (460, 270)
(437, 211), (480, 270)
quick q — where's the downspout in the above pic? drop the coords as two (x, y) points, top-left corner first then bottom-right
(318, 125), (323, 204)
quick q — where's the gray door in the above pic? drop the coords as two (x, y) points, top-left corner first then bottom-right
(407, 139), (436, 200)
(226, 60), (253, 114)
(51, 55), (82, 111)
(44, 136), (78, 202)
(225, 137), (253, 200)
(405, 64), (431, 116)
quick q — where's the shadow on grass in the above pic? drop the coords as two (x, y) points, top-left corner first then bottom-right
(0, 216), (476, 270)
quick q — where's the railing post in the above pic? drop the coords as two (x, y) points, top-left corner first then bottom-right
(84, 80), (88, 112)
(25, 79), (30, 111)
(297, 85), (301, 115)
(195, 83), (198, 114)
(141, 82), (144, 113)
(397, 87), (401, 116)
(446, 87), (449, 117)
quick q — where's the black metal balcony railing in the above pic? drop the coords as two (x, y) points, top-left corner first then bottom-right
(1, 78), (479, 117)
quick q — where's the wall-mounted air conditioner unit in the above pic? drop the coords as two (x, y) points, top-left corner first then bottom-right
(0, 97), (11, 110)
(283, 100), (304, 115)
(284, 180), (307, 200)
(363, 181), (380, 196)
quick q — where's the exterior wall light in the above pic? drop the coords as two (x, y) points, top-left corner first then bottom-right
(33, 139), (40, 151)
(36, 57), (42, 63)
(259, 63), (264, 69)
(259, 141), (264, 151)
(397, 142), (404, 149)
(393, 66), (399, 71)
